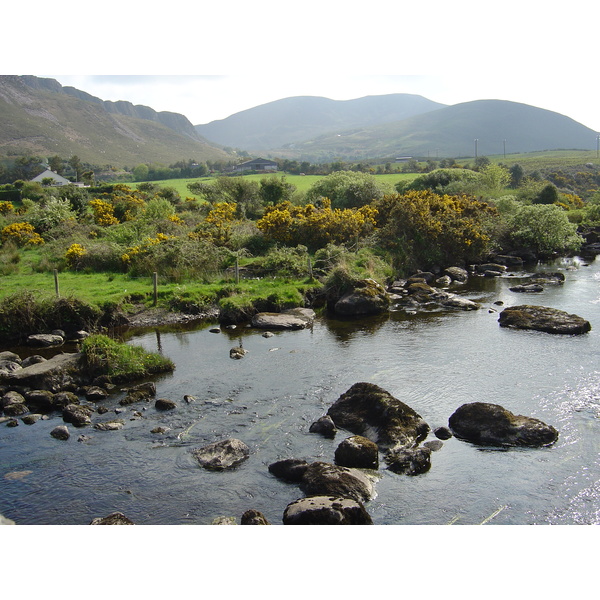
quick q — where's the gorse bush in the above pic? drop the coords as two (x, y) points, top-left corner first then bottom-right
(256, 199), (378, 251)
(374, 191), (498, 271)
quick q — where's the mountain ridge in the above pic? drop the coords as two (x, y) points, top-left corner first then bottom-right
(195, 95), (598, 160)
(0, 75), (230, 166)
(194, 93), (447, 151)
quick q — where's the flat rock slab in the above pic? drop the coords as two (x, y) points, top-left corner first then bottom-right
(251, 312), (309, 330)
(498, 305), (591, 334)
(1, 353), (82, 389)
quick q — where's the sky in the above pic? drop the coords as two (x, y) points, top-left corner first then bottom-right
(5, 1), (600, 132)
(27, 74), (600, 132)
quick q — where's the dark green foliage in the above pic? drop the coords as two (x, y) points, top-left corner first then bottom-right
(533, 183), (559, 205)
(397, 168), (481, 193)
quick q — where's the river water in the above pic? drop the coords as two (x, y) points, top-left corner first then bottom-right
(1, 256), (599, 526)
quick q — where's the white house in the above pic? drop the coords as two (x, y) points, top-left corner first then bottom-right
(30, 169), (83, 186)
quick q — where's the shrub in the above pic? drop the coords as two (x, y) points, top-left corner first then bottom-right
(305, 170), (391, 209)
(397, 168), (482, 194)
(1, 222), (44, 247)
(256, 199), (378, 251)
(374, 191), (498, 271)
(505, 204), (583, 256)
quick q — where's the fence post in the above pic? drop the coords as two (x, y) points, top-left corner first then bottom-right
(53, 269), (60, 297)
(153, 272), (158, 306)
(307, 256), (313, 280)
(235, 257), (240, 284)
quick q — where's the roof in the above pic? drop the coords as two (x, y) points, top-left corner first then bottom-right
(30, 169), (72, 185)
(237, 158), (277, 166)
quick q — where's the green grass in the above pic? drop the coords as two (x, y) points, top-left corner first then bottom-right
(81, 334), (175, 381)
(133, 172), (419, 197)
(485, 149), (600, 170)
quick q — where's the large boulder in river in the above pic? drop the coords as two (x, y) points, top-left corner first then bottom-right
(327, 382), (429, 451)
(448, 402), (558, 447)
(334, 279), (390, 317)
(192, 438), (250, 470)
(283, 495), (373, 525)
(300, 462), (374, 503)
(498, 305), (591, 335)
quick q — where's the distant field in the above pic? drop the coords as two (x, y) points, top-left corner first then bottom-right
(486, 149), (600, 170)
(132, 172), (418, 198)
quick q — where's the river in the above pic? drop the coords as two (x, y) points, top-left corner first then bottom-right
(1, 255), (599, 525)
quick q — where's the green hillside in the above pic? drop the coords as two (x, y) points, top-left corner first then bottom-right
(0, 76), (231, 167)
(268, 100), (600, 161)
(195, 94), (446, 151)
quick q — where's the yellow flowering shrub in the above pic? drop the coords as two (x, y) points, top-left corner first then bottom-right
(89, 198), (119, 226)
(0, 201), (14, 215)
(374, 190), (498, 270)
(1, 222), (44, 246)
(256, 198), (378, 250)
(190, 202), (236, 246)
(121, 233), (173, 265)
(65, 243), (87, 268)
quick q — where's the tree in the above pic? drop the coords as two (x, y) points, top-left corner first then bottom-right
(69, 155), (82, 181)
(533, 183), (559, 205)
(48, 155), (64, 174)
(259, 176), (296, 205)
(133, 164), (150, 181)
(509, 163), (524, 188)
(479, 164), (511, 196)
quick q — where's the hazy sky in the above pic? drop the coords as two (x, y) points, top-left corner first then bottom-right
(7, 0), (599, 132)
(33, 74), (600, 132)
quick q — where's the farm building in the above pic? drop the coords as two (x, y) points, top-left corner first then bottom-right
(233, 158), (278, 173)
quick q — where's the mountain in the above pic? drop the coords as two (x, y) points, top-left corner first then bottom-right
(0, 75), (230, 166)
(194, 94), (446, 151)
(283, 99), (599, 160)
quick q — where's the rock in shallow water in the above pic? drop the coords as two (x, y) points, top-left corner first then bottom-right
(498, 305), (591, 335)
(327, 382), (429, 451)
(448, 402), (559, 447)
(192, 438), (250, 470)
(283, 496), (373, 525)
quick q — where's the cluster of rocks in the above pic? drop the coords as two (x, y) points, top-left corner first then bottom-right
(387, 267), (480, 313)
(190, 381), (559, 525)
(0, 349), (179, 438)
